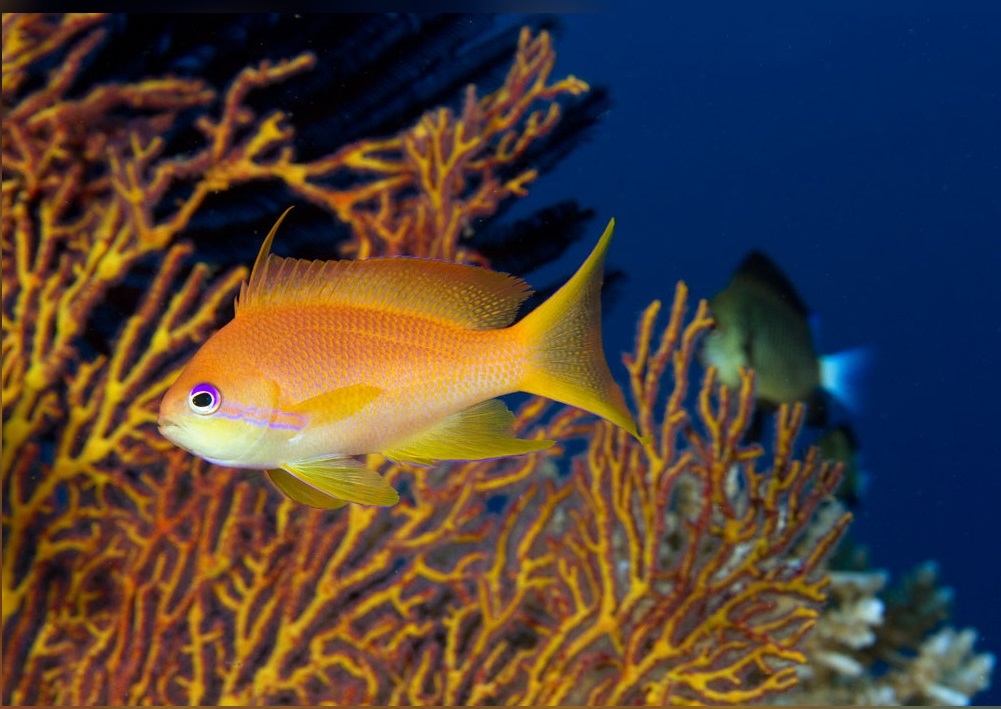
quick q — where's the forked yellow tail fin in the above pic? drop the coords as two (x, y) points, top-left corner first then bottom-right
(514, 219), (639, 438)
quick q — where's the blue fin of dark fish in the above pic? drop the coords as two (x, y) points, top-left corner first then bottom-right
(821, 346), (874, 415)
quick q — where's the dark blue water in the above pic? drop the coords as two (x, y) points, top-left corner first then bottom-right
(510, 8), (1000, 702)
(13, 9), (995, 702)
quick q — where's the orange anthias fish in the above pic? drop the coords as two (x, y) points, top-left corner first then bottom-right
(158, 209), (638, 510)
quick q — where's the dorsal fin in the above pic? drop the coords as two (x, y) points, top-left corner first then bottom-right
(732, 250), (811, 318)
(235, 209), (533, 329)
(237, 205), (294, 312)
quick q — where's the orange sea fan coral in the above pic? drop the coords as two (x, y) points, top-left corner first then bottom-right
(2, 14), (593, 703)
(4, 278), (850, 704)
(3, 13), (851, 705)
(379, 284), (851, 705)
(279, 25), (589, 262)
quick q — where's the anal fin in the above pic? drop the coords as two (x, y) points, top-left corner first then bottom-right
(382, 399), (554, 466)
(269, 455), (399, 508)
(266, 468), (348, 510)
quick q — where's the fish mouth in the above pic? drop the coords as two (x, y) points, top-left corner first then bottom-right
(157, 420), (197, 456)
(158, 418), (181, 440)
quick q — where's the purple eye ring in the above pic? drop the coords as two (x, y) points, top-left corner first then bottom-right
(188, 383), (221, 415)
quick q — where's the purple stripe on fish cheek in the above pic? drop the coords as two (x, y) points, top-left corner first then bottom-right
(270, 411), (307, 432)
(216, 403), (305, 432)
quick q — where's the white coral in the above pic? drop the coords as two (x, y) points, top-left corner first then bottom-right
(779, 565), (995, 706)
(897, 627), (996, 706)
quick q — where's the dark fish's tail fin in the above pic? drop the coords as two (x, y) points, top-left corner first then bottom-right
(821, 346), (874, 415)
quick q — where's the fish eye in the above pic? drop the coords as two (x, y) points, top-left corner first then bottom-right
(188, 383), (221, 415)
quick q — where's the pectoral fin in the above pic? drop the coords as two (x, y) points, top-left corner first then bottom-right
(290, 384), (383, 427)
(276, 455), (399, 507)
(382, 399), (554, 466)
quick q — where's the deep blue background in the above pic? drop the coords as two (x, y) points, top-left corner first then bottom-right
(510, 8), (999, 701)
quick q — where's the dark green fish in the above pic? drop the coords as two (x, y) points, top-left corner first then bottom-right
(701, 250), (869, 427)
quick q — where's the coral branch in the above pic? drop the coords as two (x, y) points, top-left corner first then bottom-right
(6, 13), (984, 706)
(1, 16), (601, 704)
(278, 27), (589, 262)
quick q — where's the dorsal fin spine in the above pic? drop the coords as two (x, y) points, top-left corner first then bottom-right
(237, 206), (295, 315)
(251, 206), (294, 290)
